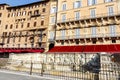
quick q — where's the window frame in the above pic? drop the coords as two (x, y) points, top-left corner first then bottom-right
(90, 9), (96, 18)
(62, 3), (67, 11)
(108, 6), (114, 16)
(88, 0), (97, 6)
(75, 11), (80, 20)
(61, 14), (66, 22)
(74, 1), (81, 8)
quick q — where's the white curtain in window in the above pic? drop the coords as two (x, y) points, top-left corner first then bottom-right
(88, 0), (92, 5)
(75, 29), (80, 38)
(74, 1), (81, 8)
(62, 3), (66, 10)
(62, 14), (66, 22)
(51, 16), (55, 23)
(93, 0), (97, 4)
(92, 27), (96, 37)
(51, 7), (56, 13)
(75, 11), (80, 20)
(108, 6), (114, 16)
(61, 30), (66, 39)
(90, 9), (96, 18)
(50, 31), (54, 39)
(88, 0), (97, 5)
(110, 25), (116, 37)
(105, 0), (112, 2)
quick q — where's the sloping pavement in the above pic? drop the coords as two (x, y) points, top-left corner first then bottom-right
(0, 69), (80, 80)
(0, 70), (55, 80)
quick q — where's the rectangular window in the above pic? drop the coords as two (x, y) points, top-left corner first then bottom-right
(16, 25), (18, 29)
(90, 9), (96, 18)
(19, 32), (22, 42)
(10, 24), (13, 29)
(41, 21), (44, 25)
(2, 32), (4, 36)
(13, 37), (15, 43)
(61, 14), (66, 22)
(50, 31), (54, 40)
(5, 32), (7, 36)
(75, 29), (80, 38)
(109, 25), (116, 37)
(91, 27), (96, 37)
(7, 32), (11, 43)
(7, 37), (10, 43)
(27, 23), (30, 27)
(61, 30), (66, 39)
(42, 3), (46, 6)
(25, 37), (27, 42)
(19, 37), (21, 42)
(88, 0), (92, 5)
(17, 12), (21, 16)
(105, 0), (113, 2)
(34, 10), (39, 15)
(5, 25), (8, 29)
(28, 11), (32, 16)
(34, 22), (37, 27)
(62, 3), (66, 11)
(23, 11), (26, 16)
(88, 0), (97, 6)
(108, 6), (114, 16)
(51, 7), (57, 13)
(92, 0), (97, 5)
(42, 8), (46, 12)
(8, 13), (10, 17)
(51, 16), (55, 24)
(25, 32), (28, 42)
(75, 11), (80, 20)
(74, 1), (81, 8)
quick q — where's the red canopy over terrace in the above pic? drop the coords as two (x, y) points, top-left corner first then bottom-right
(0, 48), (44, 53)
(48, 44), (120, 53)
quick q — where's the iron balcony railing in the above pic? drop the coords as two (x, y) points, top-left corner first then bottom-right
(57, 12), (120, 24)
(55, 33), (120, 40)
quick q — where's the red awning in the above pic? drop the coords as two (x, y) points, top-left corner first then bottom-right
(48, 44), (120, 53)
(0, 48), (44, 53)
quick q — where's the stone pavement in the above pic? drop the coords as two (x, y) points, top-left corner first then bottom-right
(0, 69), (80, 80)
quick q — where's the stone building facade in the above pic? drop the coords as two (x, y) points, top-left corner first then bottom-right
(48, 0), (57, 50)
(0, 0), (51, 50)
(0, 0), (120, 52)
(48, 0), (120, 47)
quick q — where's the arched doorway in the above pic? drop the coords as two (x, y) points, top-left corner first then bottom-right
(49, 43), (54, 50)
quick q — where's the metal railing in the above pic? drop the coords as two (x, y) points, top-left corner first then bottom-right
(57, 12), (120, 24)
(55, 33), (120, 40)
(1, 53), (120, 80)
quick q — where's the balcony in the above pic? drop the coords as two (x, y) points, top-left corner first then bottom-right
(31, 14), (40, 18)
(57, 12), (120, 27)
(56, 33), (120, 41)
(22, 26), (47, 31)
